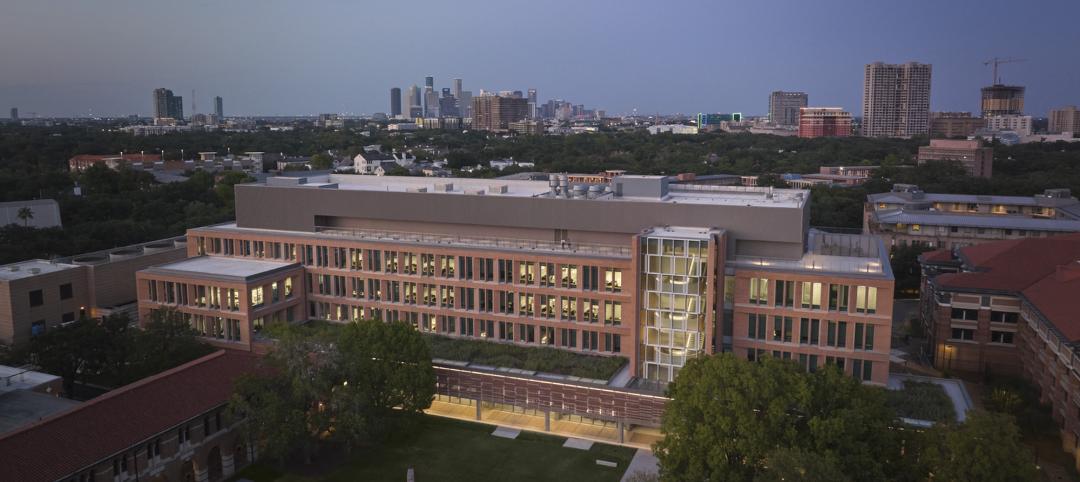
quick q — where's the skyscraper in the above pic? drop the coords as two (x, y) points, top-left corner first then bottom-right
(768, 91), (808, 127)
(8, 108), (16, 120)
(1049, 106), (1080, 135)
(153, 88), (184, 120)
(861, 62), (932, 137)
(214, 96), (224, 120)
(408, 84), (423, 118)
(390, 88), (402, 117)
(459, 91), (473, 119)
(980, 85), (1024, 117)
(425, 89), (439, 118)
(527, 88), (538, 119)
(425, 76), (434, 89)
(453, 78), (463, 100)
(472, 93), (530, 132)
(439, 88), (459, 117)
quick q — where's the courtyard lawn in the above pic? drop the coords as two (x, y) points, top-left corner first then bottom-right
(231, 415), (638, 482)
(886, 380), (957, 423)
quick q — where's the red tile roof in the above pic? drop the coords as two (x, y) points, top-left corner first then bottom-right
(0, 350), (257, 482)
(932, 234), (1080, 341)
(935, 234), (1080, 293)
(918, 248), (955, 264)
(69, 153), (162, 164)
(1023, 262), (1080, 341)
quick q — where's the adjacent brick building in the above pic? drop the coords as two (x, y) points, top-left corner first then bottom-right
(0, 350), (258, 482)
(916, 139), (993, 178)
(0, 237), (187, 346)
(919, 234), (1080, 469)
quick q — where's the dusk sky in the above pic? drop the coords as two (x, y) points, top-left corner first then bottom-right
(2, 0), (1078, 118)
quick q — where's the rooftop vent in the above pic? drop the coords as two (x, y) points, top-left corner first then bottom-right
(434, 182), (454, 192)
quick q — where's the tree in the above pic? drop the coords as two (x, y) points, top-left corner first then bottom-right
(16, 206), (33, 226)
(328, 320), (435, 451)
(655, 355), (902, 482)
(890, 244), (935, 297)
(29, 318), (108, 396)
(230, 320), (434, 463)
(309, 152), (333, 170)
(230, 324), (333, 464)
(754, 448), (851, 482)
(130, 308), (214, 381)
(920, 411), (1037, 482)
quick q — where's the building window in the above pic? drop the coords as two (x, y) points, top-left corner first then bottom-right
(605, 268), (623, 292)
(853, 323), (875, 351)
(31, 320), (46, 337)
(828, 284), (849, 312)
(800, 282), (822, 309)
(774, 280), (794, 307)
(748, 313), (766, 340)
(560, 264), (578, 289)
(773, 316), (793, 342)
(59, 283), (73, 300)
(951, 308), (978, 321)
(251, 286), (265, 308)
(855, 286), (877, 314)
(604, 301), (622, 325)
(852, 359), (872, 382)
(950, 328), (975, 341)
(990, 311), (1018, 323)
(539, 262), (556, 286)
(991, 331), (1014, 344)
(29, 289), (44, 307)
(749, 277), (768, 304)
(826, 320), (848, 348)
(62, 312), (75, 323)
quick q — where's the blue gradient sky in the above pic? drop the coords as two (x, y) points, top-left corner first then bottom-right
(2, 0), (1077, 117)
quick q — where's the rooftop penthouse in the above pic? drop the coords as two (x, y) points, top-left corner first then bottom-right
(237, 174), (810, 260)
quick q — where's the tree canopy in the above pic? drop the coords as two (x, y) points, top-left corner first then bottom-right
(28, 308), (212, 398)
(654, 354), (900, 481)
(230, 320), (435, 463)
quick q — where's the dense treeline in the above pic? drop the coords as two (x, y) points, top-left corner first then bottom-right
(2, 123), (1078, 262)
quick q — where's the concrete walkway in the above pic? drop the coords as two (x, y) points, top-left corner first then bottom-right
(888, 373), (974, 422)
(621, 449), (659, 482)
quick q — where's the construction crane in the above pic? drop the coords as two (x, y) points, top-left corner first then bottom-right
(983, 57), (1026, 85)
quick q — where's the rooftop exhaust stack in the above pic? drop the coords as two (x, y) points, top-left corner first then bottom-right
(559, 175), (570, 198)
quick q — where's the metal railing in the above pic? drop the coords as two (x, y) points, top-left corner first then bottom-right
(314, 226), (632, 258)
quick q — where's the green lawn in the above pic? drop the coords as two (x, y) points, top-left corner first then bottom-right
(231, 416), (638, 482)
(886, 381), (957, 422)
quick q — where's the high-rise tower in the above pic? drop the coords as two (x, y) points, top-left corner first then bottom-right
(768, 91), (808, 127)
(861, 62), (932, 137)
(390, 88), (402, 117)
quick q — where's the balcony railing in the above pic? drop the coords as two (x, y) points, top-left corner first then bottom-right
(314, 226), (632, 258)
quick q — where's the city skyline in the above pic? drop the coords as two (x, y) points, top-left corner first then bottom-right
(2, 0), (1079, 117)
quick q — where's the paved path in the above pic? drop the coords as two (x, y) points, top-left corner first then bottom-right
(563, 437), (594, 450)
(621, 449), (659, 482)
(491, 426), (521, 439)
